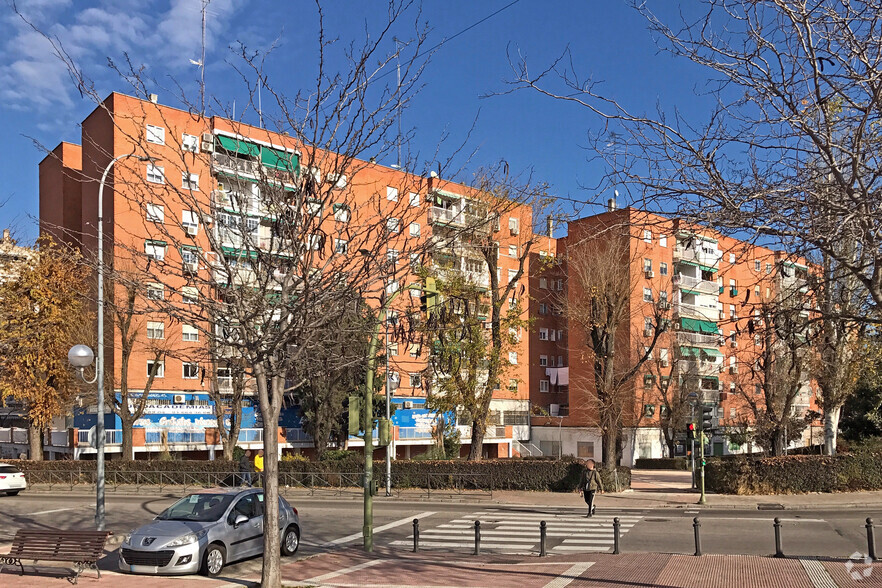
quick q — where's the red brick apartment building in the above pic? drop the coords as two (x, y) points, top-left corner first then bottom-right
(34, 92), (535, 460)
(528, 207), (818, 464)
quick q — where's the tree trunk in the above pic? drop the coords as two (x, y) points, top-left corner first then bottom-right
(823, 406), (841, 457)
(468, 419), (485, 461)
(121, 420), (134, 461)
(261, 421), (281, 587)
(602, 428), (616, 470)
(223, 415), (242, 462)
(29, 423), (43, 461)
(770, 427), (786, 457)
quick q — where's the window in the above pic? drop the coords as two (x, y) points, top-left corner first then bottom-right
(557, 355), (563, 366)
(644, 316), (653, 334)
(387, 249), (398, 265)
(409, 373), (421, 388)
(147, 321), (164, 339)
(539, 380), (550, 393)
(539, 277), (547, 289)
(539, 303), (547, 315)
(643, 287), (653, 302)
(387, 217), (400, 233)
(181, 210), (198, 232)
(508, 351), (518, 365)
(386, 186), (399, 202)
(643, 346), (653, 360)
(386, 280), (399, 294)
(409, 223), (421, 237)
(539, 355), (548, 366)
(659, 290), (668, 304)
(660, 262), (668, 276)
(729, 304), (737, 320)
(508, 217), (520, 233)
(146, 203), (164, 223)
(146, 124), (165, 145)
(509, 244), (518, 258)
(307, 234), (322, 250)
(146, 164), (165, 184)
(765, 263), (772, 274)
(147, 283), (164, 300)
(755, 260), (761, 272)
(549, 356), (556, 366)
(182, 324), (199, 342)
(556, 279), (564, 291)
(334, 203), (350, 222)
(182, 172), (199, 191)
(643, 229), (652, 243)
(181, 248), (198, 266)
(183, 362), (199, 379)
(305, 200), (322, 216)
(755, 384), (762, 395)
(334, 239), (348, 255)
(539, 328), (549, 340)
(729, 253), (736, 264)
(550, 329), (556, 341)
(644, 258), (652, 272)
(409, 343), (420, 358)
(182, 286), (198, 304)
(145, 240), (166, 261)
(557, 331), (563, 341)
(387, 343), (398, 357)
(409, 192), (420, 207)
(508, 379), (518, 391)
(660, 348), (669, 365)
(659, 234), (667, 248)
(729, 278), (736, 289)
(508, 269), (518, 284)
(755, 334), (761, 346)
(730, 408), (736, 420)
(182, 133), (199, 152)
(147, 360), (164, 378)
(328, 173), (347, 189)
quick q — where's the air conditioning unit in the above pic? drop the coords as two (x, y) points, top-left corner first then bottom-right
(186, 224), (198, 236)
(403, 401), (414, 409)
(173, 394), (186, 404)
(660, 359), (670, 367)
(658, 301), (670, 310)
(201, 135), (215, 152)
(645, 270), (654, 279)
(184, 261), (198, 273)
(202, 214), (213, 225)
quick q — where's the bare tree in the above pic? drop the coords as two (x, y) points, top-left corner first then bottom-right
(645, 338), (689, 458)
(564, 226), (670, 469)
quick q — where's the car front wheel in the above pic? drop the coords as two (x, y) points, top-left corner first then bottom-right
(201, 543), (226, 577)
(282, 526), (299, 556)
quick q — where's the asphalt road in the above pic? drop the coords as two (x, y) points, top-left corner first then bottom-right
(0, 491), (876, 580)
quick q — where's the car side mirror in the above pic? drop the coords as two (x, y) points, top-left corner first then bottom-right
(233, 514), (248, 527)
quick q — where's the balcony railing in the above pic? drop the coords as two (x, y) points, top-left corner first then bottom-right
(285, 428), (314, 443)
(679, 359), (721, 376)
(677, 330), (721, 347)
(429, 206), (463, 225)
(457, 425), (508, 439)
(674, 275), (719, 295)
(673, 244), (722, 268)
(237, 428), (263, 443)
(145, 430), (206, 445)
(212, 151), (259, 176)
(398, 427), (434, 440)
(674, 302), (718, 322)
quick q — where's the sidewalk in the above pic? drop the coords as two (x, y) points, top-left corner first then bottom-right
(3, 547), (879, 587)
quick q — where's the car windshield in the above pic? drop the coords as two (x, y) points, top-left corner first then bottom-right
(157, 493), (235, 522)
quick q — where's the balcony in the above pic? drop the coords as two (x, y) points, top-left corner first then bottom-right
(679, 360), (721, 376)
(674, 302), (718, 322)
(673, 242), (722, 268)
(674, 275), (719, 296)
(145, 430), (206, 445)
(677, 330), (721, 347)
(398, 427), (434, 440)
(434, 265), (490, 290)
(428, 206), (492, 233)
(212, 151), (259, 177)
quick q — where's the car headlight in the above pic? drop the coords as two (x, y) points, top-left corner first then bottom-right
(164, 530), (206, 548)
(122, 532), (133, 545)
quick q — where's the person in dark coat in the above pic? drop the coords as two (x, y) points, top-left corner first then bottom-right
(239, 449), (253, 487)
(579, 459), (604, 517)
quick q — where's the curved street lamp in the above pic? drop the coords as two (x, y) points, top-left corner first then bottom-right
(68, 153), (155, 531)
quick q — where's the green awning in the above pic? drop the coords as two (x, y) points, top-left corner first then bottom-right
(701, 376), (720, 386)
(261, 147), (299, 172)
(221, 246), (259, 259)
(679, 318), (718, 333)
(678, 260), (718, 273)
(700, 348), (723, 358)
(217, 135), (260, 157)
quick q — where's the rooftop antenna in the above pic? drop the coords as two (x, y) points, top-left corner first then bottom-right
(393, 37), (402, 168)
(258, 76), (264, 128)
(189, 0), (209, 115)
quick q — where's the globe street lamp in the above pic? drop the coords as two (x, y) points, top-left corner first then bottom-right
(68, 153), (154, 531)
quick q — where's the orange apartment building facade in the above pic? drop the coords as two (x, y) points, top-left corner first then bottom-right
(528, 207), (818, 465)
(34, 92), (535, 460)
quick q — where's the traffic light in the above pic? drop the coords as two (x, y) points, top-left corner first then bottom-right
(701, 405), (714, 432)
(687, 423), (695, 441)
(420, 277), (438, 316)
(348, 395), (362, 436)
(378, 417), (391, 447)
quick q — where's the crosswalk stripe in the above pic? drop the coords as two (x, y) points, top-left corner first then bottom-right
(550, 545), (610, 552)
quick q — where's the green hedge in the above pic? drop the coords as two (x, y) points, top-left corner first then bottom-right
(634, 458), (689, 470)
(11, 458), (631, 493)
(705, 453), (882, 494)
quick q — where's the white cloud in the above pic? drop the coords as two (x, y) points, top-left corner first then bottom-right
(0, 0), (245, 112)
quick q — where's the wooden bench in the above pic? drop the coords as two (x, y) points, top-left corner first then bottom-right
(0, 529), (112, 584)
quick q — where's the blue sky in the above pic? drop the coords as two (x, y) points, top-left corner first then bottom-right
(0, 0), (710, 243)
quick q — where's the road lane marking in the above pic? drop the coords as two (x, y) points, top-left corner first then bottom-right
(29, 508), (74, 516)
(800, 558), (838, 588)
(324, 511), (436, 547)
(543, 562), (595, 587)
(301, 559), (384, 583)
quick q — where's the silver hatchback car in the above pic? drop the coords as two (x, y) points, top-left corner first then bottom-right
(119, 488), (300, 576)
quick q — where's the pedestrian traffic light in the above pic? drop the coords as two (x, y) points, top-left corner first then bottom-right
(701, 405), (714, 432)
(687, 423), (696, 441)
(420, 277), (438, 316)
(348, 395), (362, 436)
(378, 417), (391, 447)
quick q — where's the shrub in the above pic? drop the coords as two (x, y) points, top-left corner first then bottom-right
(634, 458), (689, 470)
(705, 453), (882, 494)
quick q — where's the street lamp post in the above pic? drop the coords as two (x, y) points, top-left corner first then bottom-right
(68, 153), (153, 531)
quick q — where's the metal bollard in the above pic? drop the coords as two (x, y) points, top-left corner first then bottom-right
(413, 518), (420, 553)
(773, 517), (784, 558)
(868, 518), (878, 561)
(540, 521), (547, 557)
(693, 517), (702, 556)
(613, 517), (621, 555)
(474, 520), (481, 556)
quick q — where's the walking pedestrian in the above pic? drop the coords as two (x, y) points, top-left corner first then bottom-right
(254, 449), (265, 487)
(579, 459), (604, 517)
(239, 449), (253, 487)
